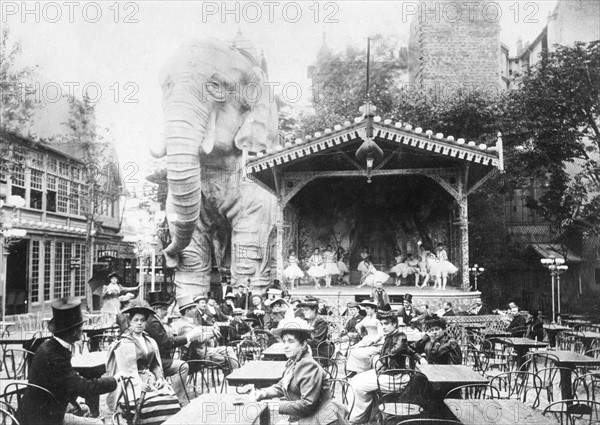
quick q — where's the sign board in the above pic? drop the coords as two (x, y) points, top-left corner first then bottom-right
(97, 250), (118, 261)
(70, 257), (81, 268)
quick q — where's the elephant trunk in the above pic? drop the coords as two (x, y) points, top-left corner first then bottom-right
(162, 96), (209, 267)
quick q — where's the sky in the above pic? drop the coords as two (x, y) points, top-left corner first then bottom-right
(4, 0), (558, 188)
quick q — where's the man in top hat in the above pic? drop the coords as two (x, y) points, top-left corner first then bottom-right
(145, 291), (202, 405)
(16, 298), (121, 425)
(397, 293), (422, 327)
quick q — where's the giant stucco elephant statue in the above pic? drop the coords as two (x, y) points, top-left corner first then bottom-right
(150, 37), (279, 297)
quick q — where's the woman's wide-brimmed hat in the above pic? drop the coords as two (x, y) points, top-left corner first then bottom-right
(178, 294), (197, 313)
(376, 309), (397, 320)
(224, 293), (236, 299)
(232, 308), (244, 316)
(107, 272), (122, 281)
(347, 302), (362, 309)
(298, 295), (319, 309)
(360, 299), (378, 309)
(272, 317), (313, 338)
(48, 297), (87, 334)
(267, 297), (290, 307)
(121, 306), (155, 318)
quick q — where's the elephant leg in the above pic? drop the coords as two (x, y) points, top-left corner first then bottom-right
(174, 199), (218, 298)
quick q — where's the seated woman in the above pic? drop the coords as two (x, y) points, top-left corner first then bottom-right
(411, 318), (462, 365)
(251, 318), (349, 425)
(349, 310), (423, 424)
(106, 305), (181, 425)
(297, 297), (329, 357)
(345, 300), (384, 375)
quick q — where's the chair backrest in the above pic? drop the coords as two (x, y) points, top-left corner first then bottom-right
(489, 371), (543, 408)
(394, 419), (463, 425)
(316, 339), (336, 359)
(542, 399), (600, 425)
(521, 352), (559, 373)
(326, 378), (355, 419)
(237, 340), (262, 364)
(572, 372), (600, 402)
(2, 348), (35, 379)
(585, 348), (600, 359)
(313, 356), (338, 379)
(376, 369), (427, 402)
(0, 407), (19, 425)
(3, 382), (57, 409)
(182, 359), (227, 400)
(535, 366), (578, 387)
(115, 376), (142, 425)
(87, 333), (118, 352)
(445, 384), (500, 400)
(252, 329), (274, 349)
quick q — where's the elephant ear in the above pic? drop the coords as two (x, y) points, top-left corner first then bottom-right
(234, 67), (279, 154)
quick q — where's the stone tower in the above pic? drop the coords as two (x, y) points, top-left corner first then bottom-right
(408, 0), (502, 95)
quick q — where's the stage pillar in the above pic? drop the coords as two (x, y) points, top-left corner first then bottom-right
(458, 196), (470, 290)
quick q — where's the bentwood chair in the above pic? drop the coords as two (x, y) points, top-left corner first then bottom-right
(1, 348), (34, 379)
(326, 378), (355, 420)
(489, 371), (543, 408)
(376, 369), (428, 425)
(181, 359), (228, 401)
(0, 407), (19, 425)
(543, 399), (600, 425)
(444, 384), (500, 400)
(536, 367), (579, 404)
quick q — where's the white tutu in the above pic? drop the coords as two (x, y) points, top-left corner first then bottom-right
(337, 261), (349, 274)
(284, 263), (305, 280)
(429, 259), (458, 277)
(307, 265), (327, 278)
(323, 262), (340, 275)
(390, 263), (410, 278)
(364, 271), (390, 286)
(357, 261), (368, 273)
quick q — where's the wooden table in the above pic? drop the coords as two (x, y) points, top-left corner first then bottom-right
(163, 393), (269, 425)
(445, 399), (558, 424)
(494, 337), (548, 370)
(0, 332), (52, 346)
(417, 364), (488, 394)
(565, 330), (600, 352)
(543, 324), (572, 347)
(226, 361), (286, 389)
(262, 342), (286, 361)
(534, 350), (600, 400)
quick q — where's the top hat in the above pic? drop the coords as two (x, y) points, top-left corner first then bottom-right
(48, 297), (87, 334)
(272, 317), (313, 338)
(360, 299), (378, 309)
(148, 291), (171, 307)
(121, 306), (155, 318)
(404, 294), (413, 303)
(177, 294), (197, 313)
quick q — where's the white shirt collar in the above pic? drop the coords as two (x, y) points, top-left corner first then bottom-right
(54, 336), (72, 351)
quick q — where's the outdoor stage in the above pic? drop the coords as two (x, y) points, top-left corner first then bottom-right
(287, 282), (481, 313)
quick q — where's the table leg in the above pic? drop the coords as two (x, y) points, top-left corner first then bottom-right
(546, 330), (557, 348)
(515, 347), (528, 371)
(559, 366), (574, 400)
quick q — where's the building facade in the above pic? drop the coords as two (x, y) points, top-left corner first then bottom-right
(0, 130), (134, 317)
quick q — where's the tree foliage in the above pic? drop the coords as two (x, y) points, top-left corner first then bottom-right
(506, 41), (600, 232)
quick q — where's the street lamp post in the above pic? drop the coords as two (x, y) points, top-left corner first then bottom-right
(540, 257), (568, 323)
(469, 264), (485, 291)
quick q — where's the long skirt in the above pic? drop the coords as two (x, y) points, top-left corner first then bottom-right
(349, 370), (410, 423)
(345, 344), (382, 373)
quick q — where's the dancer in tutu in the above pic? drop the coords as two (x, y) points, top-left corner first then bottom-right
(358, 260), (390, 288)
(390, 249), (409, 286)
(357, 247), (371, 273)
(336, 246), (350, 285)
(416, 242), (433, 288)
(322, 245), (340, 288)
(306, 247), (327, 289)
(430, 243), (458, 290)
(283, 249), (304, 290)
(405, 253), (421, 286)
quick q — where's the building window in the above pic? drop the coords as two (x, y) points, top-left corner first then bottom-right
(31, 241), (40, 303)
(31, 152), (44, 170)
(44, 242), (52, 301)
(11, 164), (25, 187)
(58, 178), (69, 213)
(54, 242), (64, 298)
(70, 183), (80, 215)
(74, 244), (86, 297)
(64, 242), (72, 297)
(59, 161), (69, 177)
(47, 175), (57, 212)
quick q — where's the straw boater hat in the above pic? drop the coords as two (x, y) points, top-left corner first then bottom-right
(193, 295), (207, 303)
(360, 299), (378, 309)
(267, 288), (283, 297)
(347, 302), (362, 309)
(272, 317), (314, 338)
(121, 305), (155, 318)
(267, 297), (290, 307)
(148, 291), (171, 307)
(177, 294), (197, 314)
(48, 298), (87, 333)
(224, 293), (236, 300)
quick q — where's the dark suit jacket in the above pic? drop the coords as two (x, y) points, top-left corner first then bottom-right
(306, 316), (329, 355)
(507, 314), (528, 337)
(379, 329), (421, 371)
(476, 305), (492, 315)
(145, 314), (188, 369)
(16, 338), (117, 425)
(442, 310), (456, 317)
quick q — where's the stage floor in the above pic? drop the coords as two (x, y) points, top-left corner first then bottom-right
(287, 283), (481, 313)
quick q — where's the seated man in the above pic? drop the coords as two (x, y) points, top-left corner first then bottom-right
(412, 318), (462, 365)
(349, 310), (423, 424)
(173, 294), (236, 371)
(16, 298), (120, 425)
(506, 304), (528, 337)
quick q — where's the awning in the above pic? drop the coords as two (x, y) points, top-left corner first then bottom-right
(529, 243), (584, 263)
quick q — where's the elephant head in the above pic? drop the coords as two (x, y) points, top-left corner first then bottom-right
(151, 37), (279, 267)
